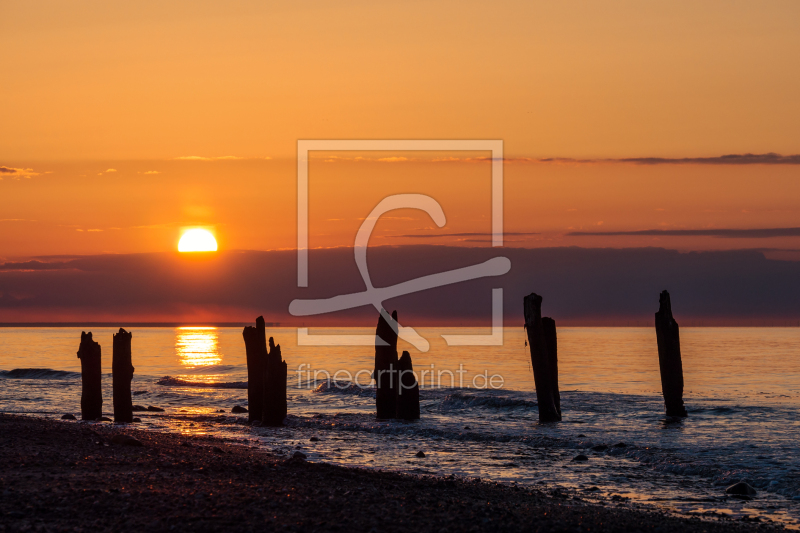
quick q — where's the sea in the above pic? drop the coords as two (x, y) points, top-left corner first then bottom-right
(1, 326), (799, 528)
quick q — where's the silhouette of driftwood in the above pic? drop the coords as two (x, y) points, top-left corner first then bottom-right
(262, 337), (288, 426)
(242, 316), (268, 423)
(655, 290), (688, 417)
(112, 328), (134, 423)
(523, 293), (562, 423)
(374, 309), (399, 419)
(77, 332), (102, 421)
(396, 350), (420, 420)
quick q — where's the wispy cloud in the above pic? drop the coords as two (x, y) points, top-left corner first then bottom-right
(539, 153), (800, 165)
(0, 166), (40, 178)
(142, 170), (160, 175)
(388, 232), (540, 239)
(567, 227), (800, 238)
(173, 156), (245, 161)
(314, 152), (800, 165)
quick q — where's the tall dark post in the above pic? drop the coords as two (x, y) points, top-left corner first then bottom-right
(242, 316), (268, 423)
(655, 290), (688, 417)
(523, 294), (561, 423)
(396, 351), (420, 420)
(541, 318), (561, 416)
(112, 328), (134, 423)
(374, 309), (399, 419)
(262, 337), (288, 426)
(77, 331), (103, 421)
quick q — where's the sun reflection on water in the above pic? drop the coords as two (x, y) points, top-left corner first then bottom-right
(176, 328), (222, 384)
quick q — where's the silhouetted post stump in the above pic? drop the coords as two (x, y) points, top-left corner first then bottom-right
(542, 317), (561, 416)
(655, 290), (688, 417)
(396, 350), (420, 420)
(523, 294), (562, 423)
(77, 332), (103, 421)
(262, 337), (288, 426)
(374, 309), (399, 419)
(242, 316), (268, 423)
(112, 328), (134, 423)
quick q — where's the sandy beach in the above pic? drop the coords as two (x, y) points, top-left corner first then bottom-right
(0, 414), (784, 533)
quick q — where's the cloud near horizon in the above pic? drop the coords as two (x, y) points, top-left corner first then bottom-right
(172, 156), (273, 161)
(311, 153), (800, 165)
(1, 246), (798, 325)
(567, 227), (800, 238)
(0, 166), (40, 178)
(388, 232), (541, 239)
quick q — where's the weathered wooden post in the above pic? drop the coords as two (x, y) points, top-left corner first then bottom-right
(262, 337), (288, 426)
(112, 328), (134, 423)
(523, 293), (561, 422)
(396, 350), (420, 420)
(77, 331), (103, 421)
(374, 309), (399, 419)
(242, 316), (267, 423)
(655, 290), (688, 417)
(542, 317), (561, 416)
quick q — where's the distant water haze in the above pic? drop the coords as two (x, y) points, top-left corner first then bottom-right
(2, 246), (799, 325)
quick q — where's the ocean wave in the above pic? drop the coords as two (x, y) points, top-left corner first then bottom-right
(179, 365), (239, 375)
(0, 368), (80, 380)
(439, 391), (538, 410)
(313, 380), (376, 398)
(156, 376), (248, 389)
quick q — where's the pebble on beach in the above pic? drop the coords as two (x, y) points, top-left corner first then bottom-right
(416, 451), (426, 458)
(726, 482), (757, 496)
(573, 455), (589, 462)
(231, 405), (248, 414)
(146, 406), (165, 412)
(61, 414), (76, 420)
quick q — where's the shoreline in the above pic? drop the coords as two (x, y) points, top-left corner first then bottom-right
(0, 414), (784, 532)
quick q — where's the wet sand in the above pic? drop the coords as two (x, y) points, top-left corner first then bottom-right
(0, 414), (784, 532)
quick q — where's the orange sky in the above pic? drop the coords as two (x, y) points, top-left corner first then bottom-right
(1, 1), (800, 259)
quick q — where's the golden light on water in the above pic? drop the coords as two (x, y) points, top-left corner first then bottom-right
(176, 327), (221, 367)
(178, 229), (218, 252)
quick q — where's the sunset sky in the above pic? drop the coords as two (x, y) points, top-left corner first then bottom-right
(2, 1), (799, 323)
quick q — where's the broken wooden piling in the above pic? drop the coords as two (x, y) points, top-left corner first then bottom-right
(112, 328), (134, 423)
(523, 293), (561, 423)
(261, 337), (288, 426)
(77, 332), (103, 421)
(242, 316), (268, 423)
(374, 309), (399, 419)
(396, 350), (420, 420)
(655, 290), (688, 417)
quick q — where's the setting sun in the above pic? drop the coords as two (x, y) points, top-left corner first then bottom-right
(178, 229), (218, 252)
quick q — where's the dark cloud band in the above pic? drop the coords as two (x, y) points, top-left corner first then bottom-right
(567, 228), (800, 238)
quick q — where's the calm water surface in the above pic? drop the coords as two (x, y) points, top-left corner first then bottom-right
(1, 327), (799, 527)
